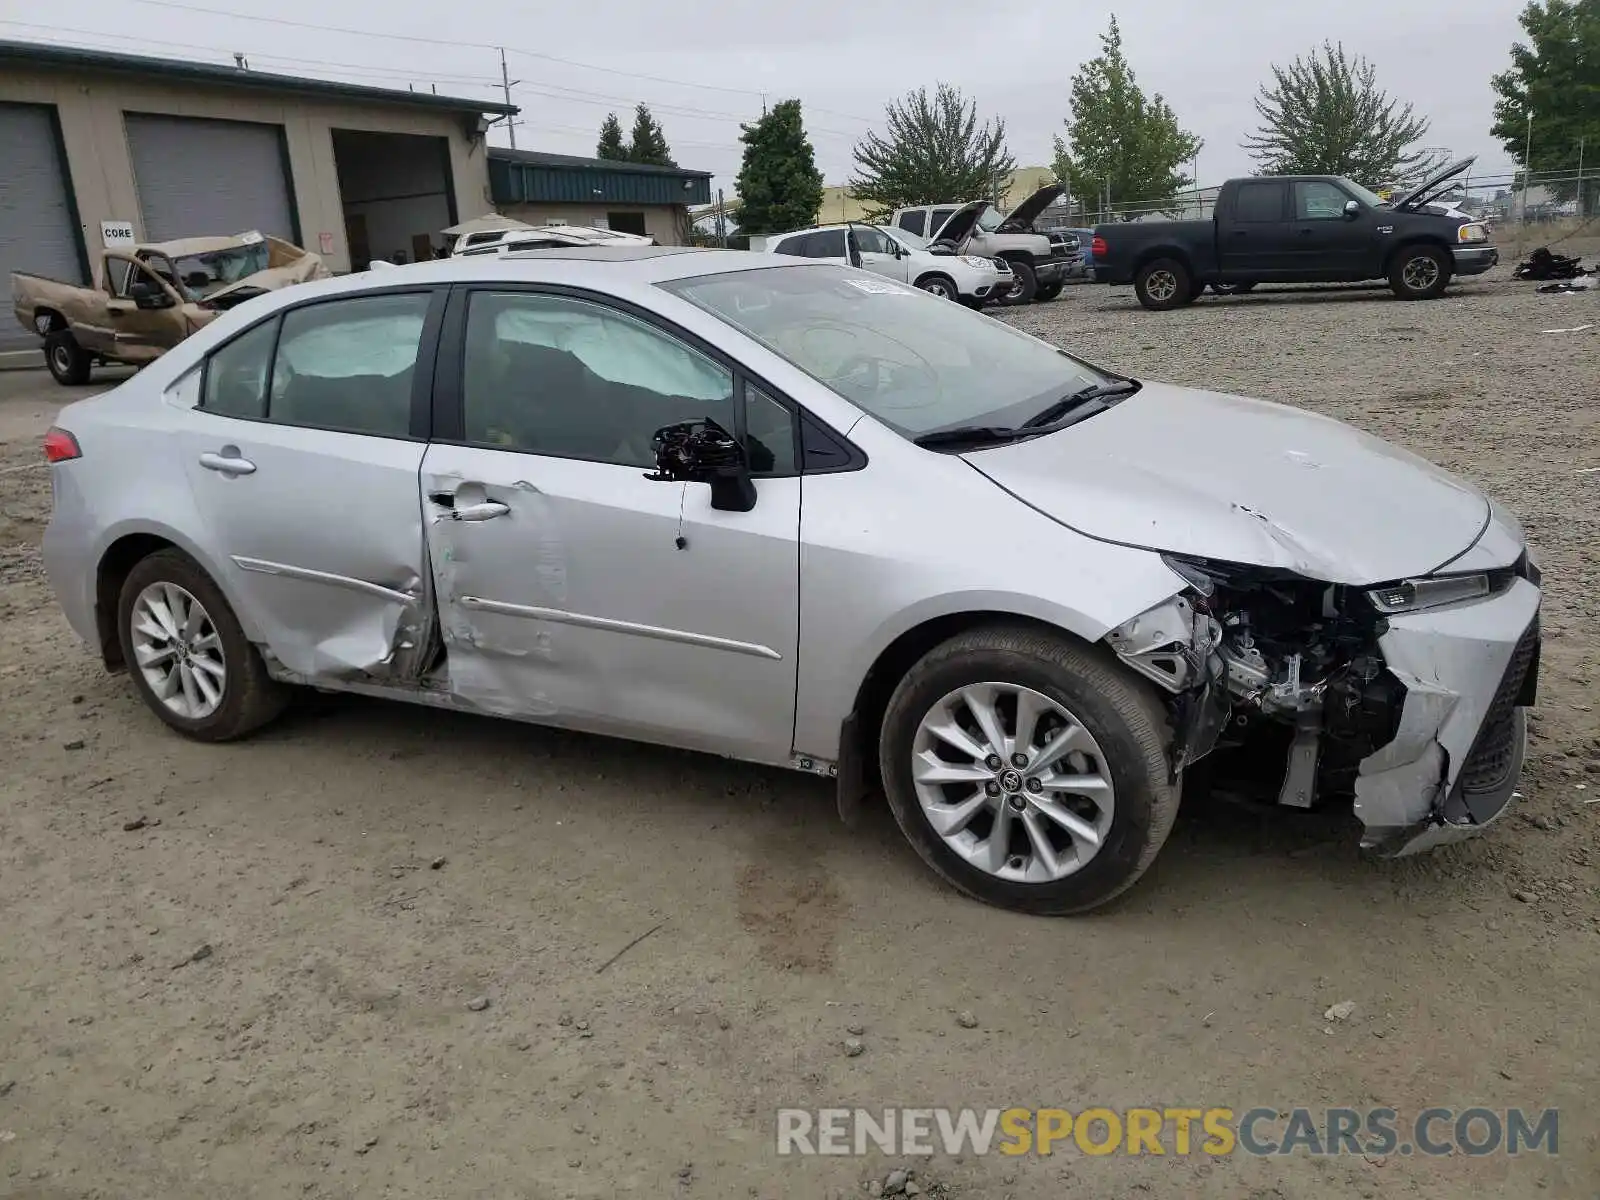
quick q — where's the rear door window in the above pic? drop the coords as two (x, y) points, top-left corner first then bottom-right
(1232, 182), (1288, 223)
(808, 229), (847, 258)
(897, 210), (927, 237)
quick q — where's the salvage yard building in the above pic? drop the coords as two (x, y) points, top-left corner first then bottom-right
(0, 39), (717, 352)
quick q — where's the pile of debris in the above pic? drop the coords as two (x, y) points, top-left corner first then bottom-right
(1514, 246), (1595, 293)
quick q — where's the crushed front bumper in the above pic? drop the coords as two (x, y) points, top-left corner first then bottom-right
(1354, 577), (1540, 856)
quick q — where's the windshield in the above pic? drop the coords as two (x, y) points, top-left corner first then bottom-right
(880, 226), (928, 251)
(659, 264), (1111, 437)
(167, 244), (271, 299)
(975, 205), (1004, 232)
(1339, 178), (1389, 208)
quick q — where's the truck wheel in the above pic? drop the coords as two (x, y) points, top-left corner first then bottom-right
(45, 331), (92, 386)
(1133, 259), (1192, 311)
(1034, 281), (1064, 302)
(998, 260), (1037, 306)
(1389, 246), (1451, 300)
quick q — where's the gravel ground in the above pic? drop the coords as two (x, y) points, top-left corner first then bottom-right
(0, 254), (1597, 1199)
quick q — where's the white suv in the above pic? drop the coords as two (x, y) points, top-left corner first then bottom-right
(757, 222), (1012, 308)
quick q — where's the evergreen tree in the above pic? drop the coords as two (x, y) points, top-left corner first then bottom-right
(596, 112), (628, 161)
(734, 99), (824, 235)
(627, 104), (676, 167)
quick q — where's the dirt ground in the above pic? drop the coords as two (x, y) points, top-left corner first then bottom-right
(1, 252), (1597, 1200)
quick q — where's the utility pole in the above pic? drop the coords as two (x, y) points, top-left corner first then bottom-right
(1579, 135), (1587, 219)
(498, 48), (521, 149)
(1520, 108), (1534, 228)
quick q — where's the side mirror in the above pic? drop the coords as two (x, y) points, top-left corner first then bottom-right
(644, 418), (756, 512)
(1344, 200), (1361, 218)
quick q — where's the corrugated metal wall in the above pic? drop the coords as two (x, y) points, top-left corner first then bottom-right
(490, 158), (711, 207)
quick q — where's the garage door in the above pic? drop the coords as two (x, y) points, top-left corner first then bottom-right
(125, 114), (297, 244)
(0, 103), (85, 351)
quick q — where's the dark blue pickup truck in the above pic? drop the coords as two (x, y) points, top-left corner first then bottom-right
(1091, 158), (1497, 310)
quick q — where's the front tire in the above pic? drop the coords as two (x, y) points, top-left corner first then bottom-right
(117, 549), (289, 741)
(997, 259), (1037, 306)
(1133, 258), (1192, 310)
(915, 273), (958, 300)
(45, 330), (91, 385)
(878, 625), (1180, 915)
(1389, 245), (1451, 300)
(1034, 280), (1064, 302)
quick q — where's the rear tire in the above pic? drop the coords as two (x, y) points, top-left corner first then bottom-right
(997, 259), (1037, 306)
(1133, 258), (1192, 311)
(878, 625), (1180, 915)
(1389, 245), (1451, 300)
(117, 548), (289, 742)
(45, 330), (91, 386)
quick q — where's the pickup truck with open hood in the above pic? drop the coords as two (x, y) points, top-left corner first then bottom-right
(13, 231), (328, 385)
(1090, 158), (1497, 310)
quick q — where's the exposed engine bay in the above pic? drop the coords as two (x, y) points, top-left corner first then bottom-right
(1104, 554), (1542, 856)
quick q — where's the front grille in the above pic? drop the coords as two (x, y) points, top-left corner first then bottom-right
(1453, 617), (1539, 804)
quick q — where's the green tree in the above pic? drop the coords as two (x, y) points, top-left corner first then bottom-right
(734, 99), (824, 236)
(1491, 0), (1600, 206)
(1055, 16), (1201, 216)
(1243, 42), (1431, 185)
(596, 112), (628, 161)
(626, 103), (676, 167)
(849, 84), (1016, 214)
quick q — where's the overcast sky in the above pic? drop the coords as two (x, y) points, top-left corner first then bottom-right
(11, 0), (1529, 195)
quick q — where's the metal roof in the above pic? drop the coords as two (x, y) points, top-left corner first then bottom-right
(489, 148), (713, 208)
(0, 38), (517, 115)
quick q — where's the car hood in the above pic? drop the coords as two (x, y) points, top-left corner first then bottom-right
(1004, 184), (1065, 228)
(961, 382), (1489, 584)
(1395, 156), (1475, 212)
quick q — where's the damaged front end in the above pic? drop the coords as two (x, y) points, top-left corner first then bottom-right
(1104, 553), (1542, 856)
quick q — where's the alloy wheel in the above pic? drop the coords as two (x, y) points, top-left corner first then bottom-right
(920, 279), (954, 299)
(1144, 270), (1178, 303)
(130, 582), (227, 720)
(910, 683), (1116, 883)
(1402, 256), (1440, 292)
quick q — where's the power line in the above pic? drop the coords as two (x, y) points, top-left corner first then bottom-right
(122, 0), (875, 121)
(0, 21), (503, 86)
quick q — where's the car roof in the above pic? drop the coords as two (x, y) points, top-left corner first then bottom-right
(245, 246), (811, 305)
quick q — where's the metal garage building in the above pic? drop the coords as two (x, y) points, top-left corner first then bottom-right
(0, 38), (517, 351)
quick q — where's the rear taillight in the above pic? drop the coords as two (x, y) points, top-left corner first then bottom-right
(1091, 236), (1108, 258)
(43, 426), (81, 463)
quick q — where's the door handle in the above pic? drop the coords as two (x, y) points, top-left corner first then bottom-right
(198, 451), (256, 476)
(447, 500), (510, 522)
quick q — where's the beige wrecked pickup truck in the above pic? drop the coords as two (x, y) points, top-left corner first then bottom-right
(12, 231), (328, 385)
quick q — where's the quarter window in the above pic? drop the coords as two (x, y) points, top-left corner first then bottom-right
(201, 316), (275, 419)
(461, 291), (735, 467)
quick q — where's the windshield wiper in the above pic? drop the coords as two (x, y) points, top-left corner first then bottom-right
(1019, 379), (1141, 429)
(912, 425), (1029, 449)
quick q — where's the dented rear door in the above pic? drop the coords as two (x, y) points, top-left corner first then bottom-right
(178, 288), (445, 681)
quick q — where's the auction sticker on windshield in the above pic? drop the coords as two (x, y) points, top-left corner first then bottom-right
(240, 231), (264, 245)
(843, 278), (912, 295)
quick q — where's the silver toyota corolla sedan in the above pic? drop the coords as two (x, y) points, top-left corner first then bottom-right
(39, 246), (1541, 915)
